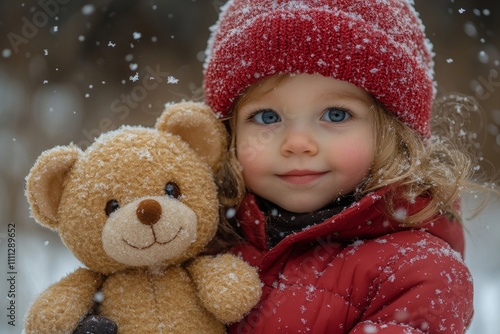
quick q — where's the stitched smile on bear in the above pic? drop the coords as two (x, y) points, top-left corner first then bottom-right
(102, 196), (198, 266)
(122, 226), (183, 250)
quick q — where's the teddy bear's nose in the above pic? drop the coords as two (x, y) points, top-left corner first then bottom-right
(136, 199), (162, 226)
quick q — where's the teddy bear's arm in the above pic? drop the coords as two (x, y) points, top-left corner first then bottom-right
(186, 253), (262, 324)
(24, 267), (105, 334)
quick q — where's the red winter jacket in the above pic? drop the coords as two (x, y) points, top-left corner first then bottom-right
(229, 186), (473, 334)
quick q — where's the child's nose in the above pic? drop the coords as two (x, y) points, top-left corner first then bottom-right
(280, 128), (318, 156)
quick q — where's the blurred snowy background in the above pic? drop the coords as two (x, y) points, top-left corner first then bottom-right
(0, 1), (498, 333)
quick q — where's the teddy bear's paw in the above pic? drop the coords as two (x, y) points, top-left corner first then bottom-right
(188, 254), (262, 323)
(73, 315), (117, 334)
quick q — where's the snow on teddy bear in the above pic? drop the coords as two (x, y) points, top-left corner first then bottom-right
(24, 102), (261, 334)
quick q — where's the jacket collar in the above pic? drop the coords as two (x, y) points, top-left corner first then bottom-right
(236, 186), (465, 256)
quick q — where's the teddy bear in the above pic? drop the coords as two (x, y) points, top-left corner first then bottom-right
(24, 101), (261, 334)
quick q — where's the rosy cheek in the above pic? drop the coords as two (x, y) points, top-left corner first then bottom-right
(238, 129), (277, 159)
(236, 140), (258, 178)
(238, 157), (260, 191)
(237, 154), (252, 175)
(237, 142), (259, 166)
(336, 145), (374, 176)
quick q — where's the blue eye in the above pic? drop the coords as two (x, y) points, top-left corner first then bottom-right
(322, 108), (351, 122)
(252, 110), (281, 124)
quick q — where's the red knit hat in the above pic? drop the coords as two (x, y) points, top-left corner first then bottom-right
(203, 0), (436, 137)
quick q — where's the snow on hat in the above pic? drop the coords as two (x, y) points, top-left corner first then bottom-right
(203, 0), (436, 137)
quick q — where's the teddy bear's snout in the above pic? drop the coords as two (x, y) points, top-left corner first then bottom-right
(136, 199), (162, 226)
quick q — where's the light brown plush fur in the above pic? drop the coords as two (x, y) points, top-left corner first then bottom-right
(24, 102), (261, 334)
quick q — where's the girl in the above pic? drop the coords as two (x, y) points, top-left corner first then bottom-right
(203, 0), (497, 333)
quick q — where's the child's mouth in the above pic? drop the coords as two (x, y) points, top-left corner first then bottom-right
(277, 170), (328, 185)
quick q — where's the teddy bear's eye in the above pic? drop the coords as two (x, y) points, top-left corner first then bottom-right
(105, 199), (120, 216)
(164, 182), (181, 199)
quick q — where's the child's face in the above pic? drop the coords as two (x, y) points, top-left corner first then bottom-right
(234, 73), (375, 213)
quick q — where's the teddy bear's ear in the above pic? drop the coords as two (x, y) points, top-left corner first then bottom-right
(155, 102), (227, 173)
(26, 145), (82, 230)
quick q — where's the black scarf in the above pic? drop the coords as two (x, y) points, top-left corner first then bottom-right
(256, 195), (355, 248)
